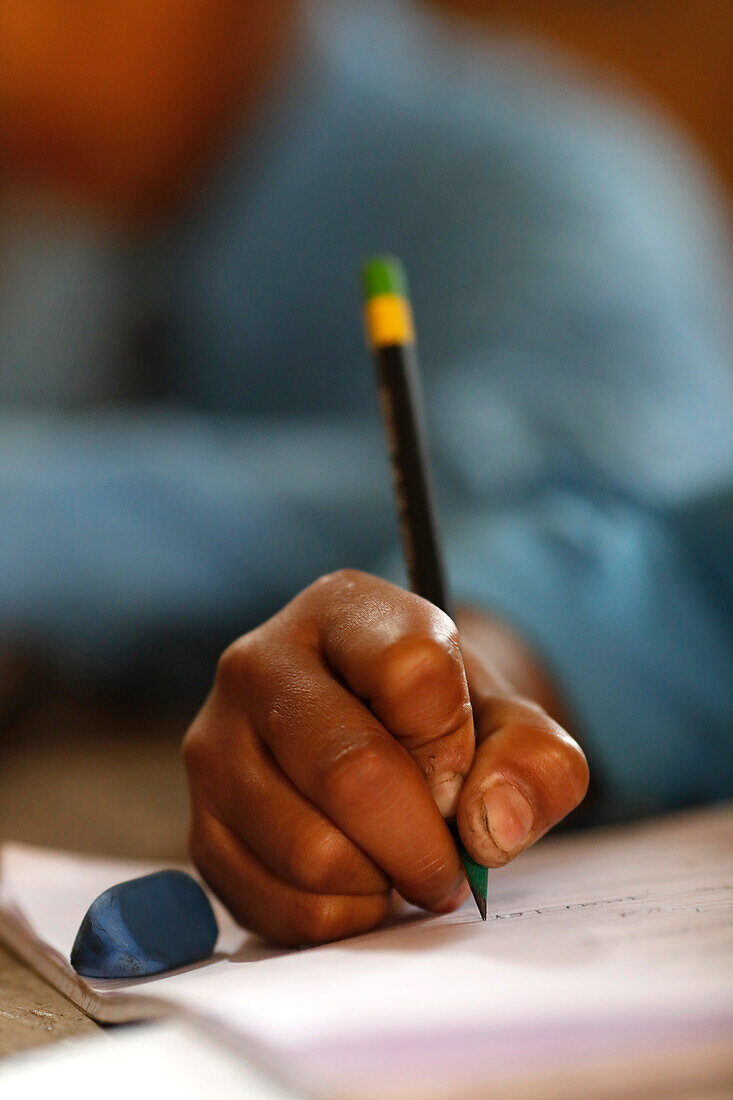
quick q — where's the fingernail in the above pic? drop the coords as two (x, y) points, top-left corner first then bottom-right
(483, 783), (534, 853)
(431, 773), (463, 817)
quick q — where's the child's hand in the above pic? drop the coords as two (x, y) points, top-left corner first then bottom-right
(183, 571), (588, 946)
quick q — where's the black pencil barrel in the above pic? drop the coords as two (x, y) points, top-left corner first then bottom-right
(375, 343), (451, 616)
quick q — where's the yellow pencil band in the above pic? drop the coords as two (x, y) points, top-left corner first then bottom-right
(364, 293), (415, 348)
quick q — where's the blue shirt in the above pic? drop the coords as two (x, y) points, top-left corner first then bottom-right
(2, 0), (732, 811)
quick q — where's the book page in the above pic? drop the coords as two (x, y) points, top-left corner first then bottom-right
(2, 805), (732, 1095)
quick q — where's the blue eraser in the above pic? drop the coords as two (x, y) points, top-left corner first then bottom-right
(70, 869), (218, 979)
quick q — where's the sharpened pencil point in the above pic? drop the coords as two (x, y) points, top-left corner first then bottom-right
(448, 821), (488, 920)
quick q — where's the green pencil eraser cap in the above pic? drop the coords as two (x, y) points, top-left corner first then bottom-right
(361, 256), (409, 302)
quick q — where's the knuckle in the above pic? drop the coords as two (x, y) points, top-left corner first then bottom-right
(215, 637), (255, 696)
(181, 720), (208, 775)
(319, 737), (390, 809)
(534, 723), (590, 810)
(295, 894), (349, 945)
(308, 568), (364, 597)
(288, 822), (352, 893)
(418, 603), (460, 651)
(378, 626), (464, 703)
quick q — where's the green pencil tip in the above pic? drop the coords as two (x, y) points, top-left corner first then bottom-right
(361, 256), (409, 302)
(448, 821), (488, 920)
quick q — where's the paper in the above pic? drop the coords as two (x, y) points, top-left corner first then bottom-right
(2, 805), (732, 1098)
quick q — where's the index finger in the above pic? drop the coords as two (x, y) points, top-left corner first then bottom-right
(303, 571), (475, 817)
(220, 639), (467, 913)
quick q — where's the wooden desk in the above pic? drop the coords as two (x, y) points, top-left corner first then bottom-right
(0, 692), (192, 1059)
(0, 945), (101, 1057)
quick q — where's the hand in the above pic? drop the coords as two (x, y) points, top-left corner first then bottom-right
(183, 570), (588, 946)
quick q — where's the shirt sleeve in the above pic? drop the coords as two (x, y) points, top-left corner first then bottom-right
(403, 88), (733, 812)
(445, 487), (733, 812)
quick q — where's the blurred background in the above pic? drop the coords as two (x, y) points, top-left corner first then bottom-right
(445, 0), (733, 203)
(1, 0), (732, 862)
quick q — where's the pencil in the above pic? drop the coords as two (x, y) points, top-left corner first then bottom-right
(360, 255), (488, 920)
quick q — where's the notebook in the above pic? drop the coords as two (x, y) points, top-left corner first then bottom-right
(2, 804), (732, 1098)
